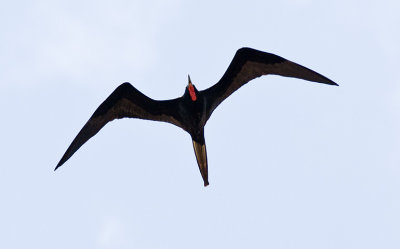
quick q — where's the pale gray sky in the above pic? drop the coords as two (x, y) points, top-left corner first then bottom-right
(1, 0), (400, 248)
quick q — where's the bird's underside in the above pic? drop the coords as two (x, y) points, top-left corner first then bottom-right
(56, 47), (338, 186)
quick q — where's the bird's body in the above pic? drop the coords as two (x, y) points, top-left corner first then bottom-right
(56, 47), (338, 186)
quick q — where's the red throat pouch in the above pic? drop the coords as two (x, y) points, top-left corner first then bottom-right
(189, 85), (197, 101)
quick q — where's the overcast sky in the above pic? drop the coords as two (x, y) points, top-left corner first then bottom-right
(1, 0), (400, 248)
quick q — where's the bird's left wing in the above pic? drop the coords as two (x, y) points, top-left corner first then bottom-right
(201, 47), (338, 120)
(55, 82), (182, 169)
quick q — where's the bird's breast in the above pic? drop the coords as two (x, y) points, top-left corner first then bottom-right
(178, 97), (207, 133)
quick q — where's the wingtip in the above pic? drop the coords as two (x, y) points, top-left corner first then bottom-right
(321, 76), (338, 86)
(54, 161), (63, 171)
(204, 181), (210, 187)
(327, 79), (339, 86)
(323, 79), (338, 86)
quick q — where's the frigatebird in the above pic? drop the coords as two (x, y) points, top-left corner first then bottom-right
(55, 47), (337, 186)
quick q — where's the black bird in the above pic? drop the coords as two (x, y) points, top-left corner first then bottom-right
(55, 47), (337, 186)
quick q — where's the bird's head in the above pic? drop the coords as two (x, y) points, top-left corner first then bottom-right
(187, 75), (198, 102)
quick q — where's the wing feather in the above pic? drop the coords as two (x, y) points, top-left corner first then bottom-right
(202, 47), (338, 119)
(55, 82), (182, 169)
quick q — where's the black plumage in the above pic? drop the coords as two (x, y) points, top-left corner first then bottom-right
(56, 47), (338, 186)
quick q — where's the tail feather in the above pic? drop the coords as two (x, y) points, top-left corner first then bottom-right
(192, 140), (209, 186)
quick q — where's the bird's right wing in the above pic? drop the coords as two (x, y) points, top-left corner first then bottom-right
(202, 47), (338, 119)
(55, 82), (182, 169)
